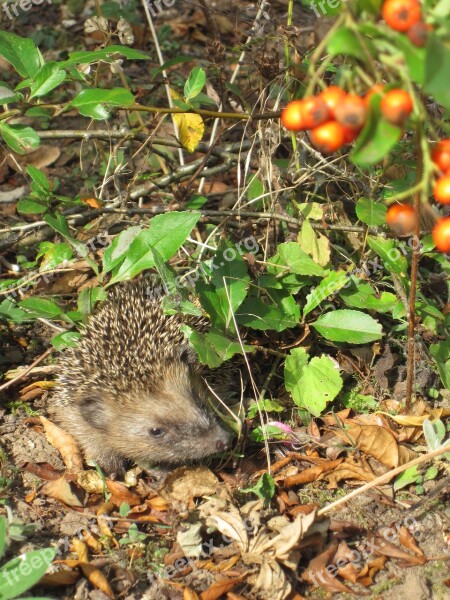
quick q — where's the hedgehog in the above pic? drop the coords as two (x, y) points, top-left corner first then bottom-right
(51, 280), (234, 474)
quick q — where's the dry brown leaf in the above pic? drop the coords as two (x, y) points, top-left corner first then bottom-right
(41, 476), (84, 507)
(200, 576), (244, 600)
(184, 588), (200, 600)
(106, 479), (141, 507)
(79, 562), (114, 599)
(161, 466), (219, 504)
(324, 457), (376, 488)
(398, 525), (424, 556)
(40, 416), (84, 472)
(6, 145), (60, 171)
(334, 423), (400, 468)
(283, 459), (342, 487)
(39, 570), (80, 586)
(368, 533), (427, 565)
(71, 539), (89, 562)
(302, 541), (361, 595)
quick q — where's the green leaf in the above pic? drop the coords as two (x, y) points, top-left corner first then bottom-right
(340, 282), (397, 313)
(110, 212), (200, 284)
(186, 194), (208, 209)
(284, 348), (343, 416)
(77, 287), (107, 316)
(0, 124), (40, 154)
(187, 329), (252, 368)
(184, 67), (206, 101)
(17, 198), (48, 215)
(303, 270), (349, 318)
(51, 331), (81, 350)
(29, 63), (67, 99)
(424, 33), (450, 110)
(237, 293), (300, 332)
(423, 418), (446, 450)
(209, 241), (250, 320)
(0, 517), (6, 560)
(350, 110), (402, 167)
(67, 45), (150, 64)
(242, 473), (275, 507)
(102, 226), (142, 274)
(0, 547), (56, 600)
(356, 197), (387, 226)
(0, 299), (29, 323)
(0, 31), (43, 78)
(327, 27), (374, 60)
(393, 466), (419, 491)
(312, 309), (383, 344)
(430, 340), (450, 389)
(37, 242), (73, 270)
(269, 242), (324, 277)
(19, 298), (62, 319)
(367, 236), (409, 282)
(70, 88), (135, 119)
(395, 34), (425, 85)
(0, 85), (19, 104)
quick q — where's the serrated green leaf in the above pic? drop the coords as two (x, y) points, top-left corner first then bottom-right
(110, 212), (200, 284)
(29, 63), (66, 99)
(19, 298), (62, 319)
(70, 88), (135, 119)
(0, 124), (40, 154)
(303, 270), (349, 317)
(284, 348), (343, 416)
(102, 226), (142, 274)
(312, 309), (383, 344)
(0, 31), (43, 78)
(356, 197), (387, 226)
(51, 331), (81, 350)
(184, 67), (206, 101)
(327, 27), (374, 60)
(269, 242), (324, 277)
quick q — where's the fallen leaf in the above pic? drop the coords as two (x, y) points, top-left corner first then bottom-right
(106, 479), (141, 507)
(40, 416), (84, 472)
(41, 476), (84, 507)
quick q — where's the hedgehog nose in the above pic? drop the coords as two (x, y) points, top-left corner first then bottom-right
(216, 439), (231, 452)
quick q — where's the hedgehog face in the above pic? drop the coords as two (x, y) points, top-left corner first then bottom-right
(76, 358), (233, 465)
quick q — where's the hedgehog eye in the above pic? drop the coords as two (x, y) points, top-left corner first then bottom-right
(149, 427), (165, 438)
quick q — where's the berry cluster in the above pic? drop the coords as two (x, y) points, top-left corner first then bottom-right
(281, 85), (413, 154)
(382, 0), (430, 47)
(386, 140), (450, 254)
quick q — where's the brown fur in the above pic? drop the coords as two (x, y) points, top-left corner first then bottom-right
(51, 281), (233, 473)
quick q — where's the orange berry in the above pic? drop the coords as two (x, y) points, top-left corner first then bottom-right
(334, 94), (367, 130)
(319, 86), (346, 117)
(364, 84), (385, 106)
(309, 121), (346, 154)
(281, 97), (330, 131)
(432, 217), (450, 253)
(300, 96), (331, 129)
(380, 89), (413, 125)
(431, 139), (450, 173)
(382, 0), (422, 32)
(386, 203), (417, 235)
(433, 176), (450, 205)
(281, 100), (306, 131)
(406, 21), (431, 47)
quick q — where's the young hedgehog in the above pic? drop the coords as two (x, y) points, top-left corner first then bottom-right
(51, 280), (233, 474)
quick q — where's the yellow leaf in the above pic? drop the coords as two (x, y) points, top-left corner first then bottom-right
(173, 112), (204, 152)
(298, 220), (330, 267)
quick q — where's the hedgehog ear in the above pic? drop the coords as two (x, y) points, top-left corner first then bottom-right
(78, 395), (109, 431)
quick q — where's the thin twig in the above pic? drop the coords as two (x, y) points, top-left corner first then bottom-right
(317, 444), (450, 516)
(0, 348), (53, 392)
